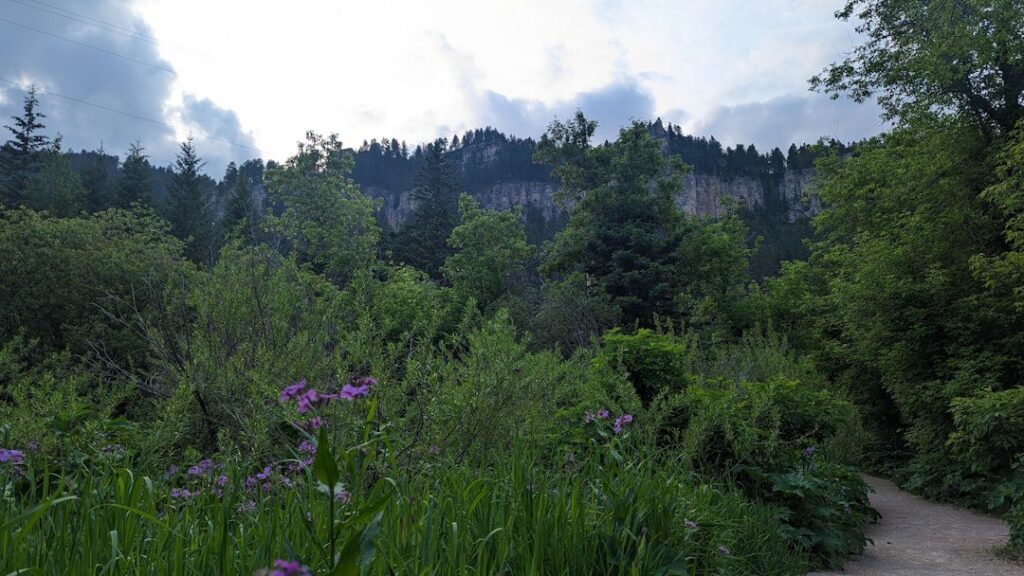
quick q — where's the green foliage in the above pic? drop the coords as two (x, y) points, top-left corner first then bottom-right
(538, 115), (752, 331)
(0, 207), (191, 362)
(443, 194), (533, 311)
(389, 140), (459, 280)
(596, 328), (695, 403)
(265, 132), (379, 286)
(678, 378), (874, 568)
(22, 148), (86, 217)
(540, 120), (689, 325)
(812, 0), (1024, 135)
(117, 141), (154, 207)
(168, 138), (216, 264)
(522, 272), (620, 354)
(0, 86), (49, 207)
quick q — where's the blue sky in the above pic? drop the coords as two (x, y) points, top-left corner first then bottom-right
(0, 0), (887, 174)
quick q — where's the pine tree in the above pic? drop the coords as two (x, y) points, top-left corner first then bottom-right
(390, 139), (460, 279)
(168, 137), (214, 263)
(224, 165), (255, 239)
(81, 143), (113, 212)
(117, 141), (153, 207)
(0, 86), (50, 207)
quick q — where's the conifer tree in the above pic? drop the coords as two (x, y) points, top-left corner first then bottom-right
(390, 139), (460, 279)
(0, 86), (50, 207)
(81, 144), (113, 212)
(117, 141), (153, 207)
(168, 137), (214, 263)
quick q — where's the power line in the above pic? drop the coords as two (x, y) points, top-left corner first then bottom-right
(0, 78), (260, 153)
(0, 16), (176, 75)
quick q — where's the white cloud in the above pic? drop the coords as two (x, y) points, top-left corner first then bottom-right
(3, 0), (883, 170)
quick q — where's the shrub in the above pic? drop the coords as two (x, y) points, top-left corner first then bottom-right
(595, 328), (696, 403)
(679, 378), (875, 568)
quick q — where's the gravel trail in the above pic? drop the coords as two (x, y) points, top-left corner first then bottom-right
(808, 475), (1020, 576)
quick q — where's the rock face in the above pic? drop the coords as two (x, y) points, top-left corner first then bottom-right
(781, 169), (820, 223)
(369, 170), (820, 230)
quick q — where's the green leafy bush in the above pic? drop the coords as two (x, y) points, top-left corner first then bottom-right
(596, 328), (695, 403)
(679, 378), (875, 568)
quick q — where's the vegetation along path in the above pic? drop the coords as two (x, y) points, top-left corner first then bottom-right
(809, 475), (1019, 576)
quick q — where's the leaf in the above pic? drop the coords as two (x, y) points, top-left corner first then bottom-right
(313, 427), (339, 490)
(331, 512), (383, 576)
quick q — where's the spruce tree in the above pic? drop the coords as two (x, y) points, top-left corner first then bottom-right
(81, 144), (113, 212)
(390, 139), (460, 279)
(168, 137), (214, 263)
(117, 141), (153, 207)
(0, 86), (50, 207)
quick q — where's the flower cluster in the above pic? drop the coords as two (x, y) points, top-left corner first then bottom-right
(612, 413), (634, 434)
(0, 448), (26, 475)
(255, 559), (312, 576)
(166, 458), (226, 502)
(583, 409), (634, 434)
(280, 376), (378, 415)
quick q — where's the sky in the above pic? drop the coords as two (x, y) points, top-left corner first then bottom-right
(0, 0), (888, 175)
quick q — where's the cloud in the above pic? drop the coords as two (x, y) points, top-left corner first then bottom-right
(475, 78), (656, 142)
(435, 35), (655, 142)
(0, 0), (254, 174)
(178, 95), (257, 176)
(691, 94), (888, 150)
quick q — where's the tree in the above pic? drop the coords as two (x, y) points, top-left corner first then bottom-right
(22, 147), (86, 217)
(168, 137), (215, 264)
(0, 86), (50, 207)
(264, 132), (379, 285)
(390, 139), (460, 279)
(81, 144), (114, 212)
(117, 141), (153, 207)
(812, 0), (1024, 136)
(443, 194), (533, 310)
(223, 163), (258, 243)
(539, 117), (683, 325)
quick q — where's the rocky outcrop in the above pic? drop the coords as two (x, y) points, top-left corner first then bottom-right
(370, 170), (821, 230)
(781, 169), (820, 223)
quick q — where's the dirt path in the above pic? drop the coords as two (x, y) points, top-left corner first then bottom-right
(808, 475), (1020, 576)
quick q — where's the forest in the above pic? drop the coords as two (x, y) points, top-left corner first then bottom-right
(1, 1), (1023, 574)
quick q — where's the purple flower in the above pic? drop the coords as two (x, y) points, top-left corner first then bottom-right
(170, 487), (194, 501)
(259, 559), (312, 576)
(804, 446), (817, 458)
(305, 417), (324, 430)
(237, 499), (256, 513)
(298, 440), (316, 455)
(0, 448), (25, 465)
(295, 389), (321, 414)
(187, 459), (214, 477)
(596, 409), (610, 419)
(216, 474), (229, 487)
(164, 464), (179, 477)
(335, 489), (351, 503)
(280, 379), (308, 402)
(256, 466), (272, 481)
(612, 413), (634, 434)
(338, 383), (369, 400)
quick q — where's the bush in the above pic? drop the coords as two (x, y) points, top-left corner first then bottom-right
(950, 386), (1024, 551)
(679, 378), (875, 568)
(595, 328), (695, 403)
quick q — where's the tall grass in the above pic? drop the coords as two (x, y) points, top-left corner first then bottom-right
(0, 453), (808, 575)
